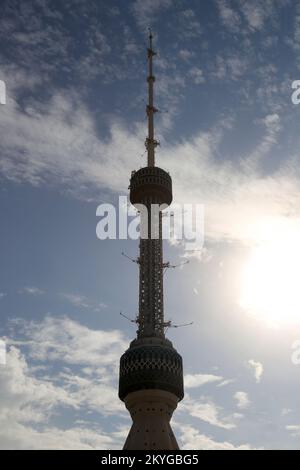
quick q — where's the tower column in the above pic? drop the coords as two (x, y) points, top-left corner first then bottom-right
(123, 390), (179, 450)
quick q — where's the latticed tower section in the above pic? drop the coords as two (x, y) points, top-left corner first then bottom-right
(118, 32), (184, 450)
(130, 166), (172, 338)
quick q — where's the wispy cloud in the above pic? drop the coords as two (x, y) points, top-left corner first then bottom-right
(188, 67), (205, 85)
(15, 316), (126, 367)
(212, 54), (249, 81)
(0, 316), (129, 449)
(176, 9), (202, 38)
(132, 0), (172, 29)
(0, 347), (122, 449)
(217, 379), (235, 387)
(19, 287), (44, 296)
(2, 313), (263, 449)
(239, 1), (269, 31)
(286, 3), (300, 52)
(61, 293), (107, 311)
(2, 315), (246, 449)
(216, 0), (241, 33)
(1, 79), (299, 251)
(181, 395), (238, 429)
(217, 0), (288, 35)
(184, 373), (223, 389)
(175, 423), (256, 450)
(178, 49), (194, 62)
(247, 359), (264, 383)
(234, 391), (250, 409)
(286, 424), (300, 437)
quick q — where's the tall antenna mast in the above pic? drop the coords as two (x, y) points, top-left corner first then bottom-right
(146, 29), (158, 167)
(119, 31), (184, 451)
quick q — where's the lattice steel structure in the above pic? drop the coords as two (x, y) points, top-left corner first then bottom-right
(119, 32), (184, 450)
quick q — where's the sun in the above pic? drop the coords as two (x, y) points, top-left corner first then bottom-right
(239, 219), (300, 327)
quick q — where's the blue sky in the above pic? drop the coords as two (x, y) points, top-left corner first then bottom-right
(1, 0), (300, 449)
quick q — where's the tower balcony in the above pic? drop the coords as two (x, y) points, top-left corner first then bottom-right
(119, 337), (184, 403)
(129, 166), (172, 207)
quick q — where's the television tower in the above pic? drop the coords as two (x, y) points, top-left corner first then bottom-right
(118, 32), (184, 450)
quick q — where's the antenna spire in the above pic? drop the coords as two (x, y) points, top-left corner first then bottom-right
(146, 29), (158, 167)
(119, 34), (184, 450)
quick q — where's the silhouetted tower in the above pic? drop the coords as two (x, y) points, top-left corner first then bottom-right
(118, 32), (184, 450)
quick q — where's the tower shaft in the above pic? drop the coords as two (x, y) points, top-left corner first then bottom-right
(123, 390), (179, 450)
(138, 207), (164, 337)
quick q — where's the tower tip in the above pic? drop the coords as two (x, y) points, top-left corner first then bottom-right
(145, 29), (158, 167)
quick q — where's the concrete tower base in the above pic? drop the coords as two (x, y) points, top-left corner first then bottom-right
(123, 389), (179, 450)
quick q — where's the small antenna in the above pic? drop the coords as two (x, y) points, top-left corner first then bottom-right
(164, 320), (194, 335)
(163, 259), (189, 275)
(120, 311), (193, 330)
(169, 321), (193, 328)
(120, 311), (139, 324)
(122, 252), (140, 264)
(145, 28), (159, 167)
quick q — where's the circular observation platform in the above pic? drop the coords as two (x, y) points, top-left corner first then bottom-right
(129, 167), (172, 207)
(119, 337), (184, 402)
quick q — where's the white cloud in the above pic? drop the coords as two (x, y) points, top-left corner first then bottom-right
(1, 72), (300, 252)
(0, 89), (142, 193)
(217, 0), (241, 33)
(226, 56), (248, 80)
(155, 72), (186, 130)
(188, 67), (205, 84)
(61, 293), (107, 311)
(217, 379), (235, 387)
(234, 391), (250, 409)
(286, 3), (300, 52)
(0, 317), (129, 449)
(213, 55), (249, 81)
(0, 340), (6, 365)
(0, 346), (76, 416)
(239, 1), (267, 31)
(248, 359), (264, 383)
(184, 373), (223, 388)
(61, 293), (91, 308)
(15, 316), (127, 367)
(0, 425), (118, 450)
(249, 113), (281, 162)
(239, 0), (290, 34)
(3, 316), (249, 449)
(19, 287), (44, 296)
(176, 423), (256, 450)
(132, 0), (171, 29)
(286, 424), (300, 437)
(177, 9), (202, 38)
(218, 0), (288, 36)
(178, 49), (194, 61)
(181, 396), (237, 429)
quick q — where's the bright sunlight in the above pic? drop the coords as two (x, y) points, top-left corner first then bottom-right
(239, 218), (300, 327)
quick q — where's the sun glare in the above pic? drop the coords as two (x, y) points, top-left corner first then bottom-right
(239, 220), (300, 327)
